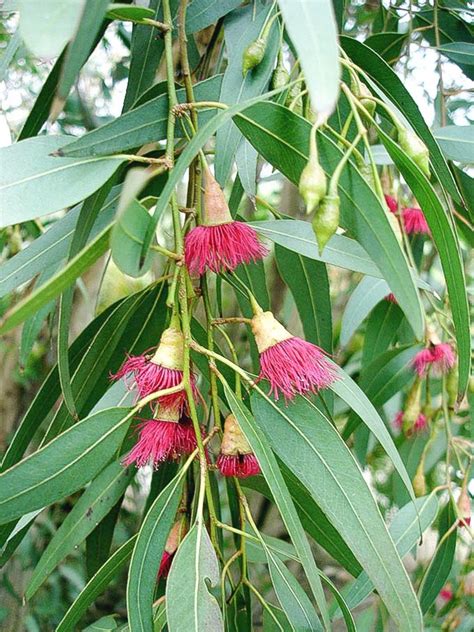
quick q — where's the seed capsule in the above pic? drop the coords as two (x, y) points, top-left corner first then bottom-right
(299, 158), (327, 215)
(312, 194), (339, 254)
(398, 127), (430, 177)
(242, 38), (266, 76)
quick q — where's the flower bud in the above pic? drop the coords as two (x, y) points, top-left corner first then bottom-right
(285, 82), (303, 115)
(413, 461), (426, 497)
(312, 194), (339, 254)
(351, 77), (376, 118)
(242, 37), (266, 76)
(398, 128), (430, 177)
(96, 259), (153, 315)
(457, 485), (471, 527)
(402, 378), (422, 433)
(299, 158), (327, 214)
(220, 414), (252, 456)
(446, 361), (458, 409)
(271, 64), (289, 91)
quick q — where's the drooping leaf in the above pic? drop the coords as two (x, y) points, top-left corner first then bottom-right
(127, 475), (184, 632)
(166, 522), (224, 632)
(215, 3), (279, 185)
(56, 536), (137, 632)
(434, 125), (474, 164)
(18, 0), (85, 59)
(0, 407), (133, 525)
(0, 226), (111, 334)
(438, 42), (474, 66)
(59, 75), (223, 158)
(340, 277), (390, 347)
(0, 136), (124, 226)
(278, 0), (340, 119)
(265, 550), (322, 632)
(418, 499), (457, 613)
(332, 494), (439, 618)
(186, 0), (242, 33)
(53, 0), (110, 114)
(251, 393), (423, 632)
(25, 460), (134, 599)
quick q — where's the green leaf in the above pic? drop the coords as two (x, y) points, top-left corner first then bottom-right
(235, 103), (424, 338)
(25, 460), (133, 599)
(186, 0), (242, 34)
(215, 4), (279, 185)
(106, 4), (155, 21)
(18, 0), (85, 59)
(127, 475), (184, 632)
(365, 32), (407, 63)
(0, 29), (20, 82)
(434, 125), (474, 163)
(438, 42), (474, 66)
(0, 407), (133, 525)
(275, 245), (332, 352)
(226, 389), (330, 630)
(166, 522), (224, 632)
(278, 0), (340, 118)
(246, 534), (297, 565)
(340, 277), (389, 346)
(253, 220), (382, 276)
(54, 0), (110, 113)
(86, 497), (123, 579)
(342, 345), (421, 439)
(341, 35), (462, 204)
(58, 179), (115, 418)
(111, 190), (156, 278)
(59, 76), (223, 158)
(330, 362), (417, 505)
(251, 393), (423, 632)
(362, 300), (404, 362)
(56, 536), (137, 632)
(121, 0), (175, 111)
(333, 494), (439, 618)
(242, 472), (362, 578)
(0, 226), (111, 335)
(83, 615), (118, 631)
(0, 136), (124, 226)
(265, 551), (322, 632)
(419, 499), (457, 613)
(377, 128), (471, 398)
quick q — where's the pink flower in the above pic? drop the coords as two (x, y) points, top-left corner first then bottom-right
(124, 411), (198, 468)
(185, 222), (267, 275)
(384, 194), (398, 213)
(439, 586), (453, 602)
(402, 207), (430, 235)
(217, 454), (260, 478)
(393, 411), (427, 435)
(385, 293), (397, 304)
(112, 327), (196, 411)
(158, 551), (174, 579)
(157, 521), (185, 579)
(430, 342), (456, 375)
(412, 343), (455, 377)
(184, 166), (267, 276)
(251, 310), (337, 401)
(217, 414), (260, 478)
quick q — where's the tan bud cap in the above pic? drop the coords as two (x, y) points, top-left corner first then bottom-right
(221, 414), (252, 456)
(251, 310), (293, 354)
(203, 169), (232, 226)
(154, 405), (180, 423)
(151, 327), (184, 370)
(165, 520), (186, 555)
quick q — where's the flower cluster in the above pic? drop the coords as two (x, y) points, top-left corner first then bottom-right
(393, 342), (456, 437)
